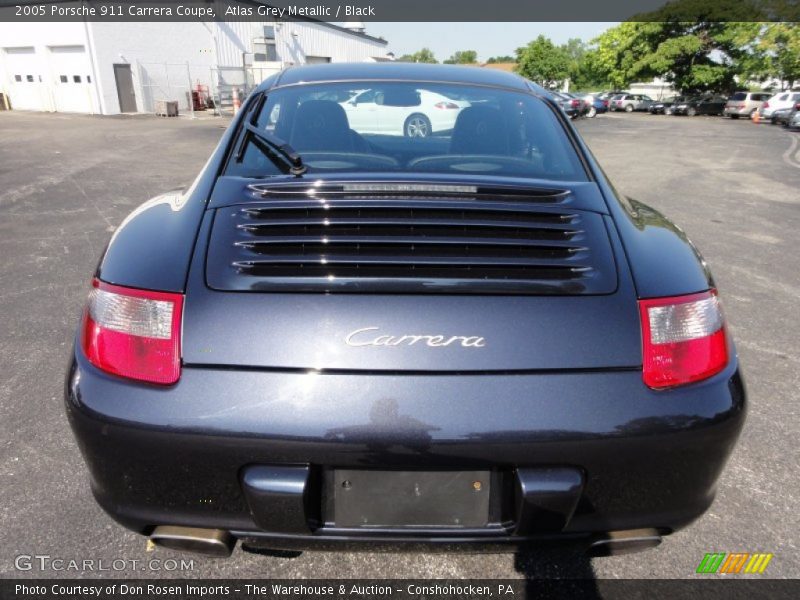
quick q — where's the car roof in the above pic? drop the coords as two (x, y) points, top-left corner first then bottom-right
(259, 62), (533, 93)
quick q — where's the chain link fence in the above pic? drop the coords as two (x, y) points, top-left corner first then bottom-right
(136, 61), (282, 116)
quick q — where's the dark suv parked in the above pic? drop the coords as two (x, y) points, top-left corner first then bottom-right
(66, 63), (745, 558)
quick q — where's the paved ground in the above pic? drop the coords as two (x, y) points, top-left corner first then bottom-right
(0, 110), (798, 581)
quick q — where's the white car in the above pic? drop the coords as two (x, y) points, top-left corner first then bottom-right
(760, 91), (800, 118)
(340, 88), (470, 137)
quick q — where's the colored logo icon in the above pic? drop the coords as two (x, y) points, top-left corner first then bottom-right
(696, 552), (774, 574)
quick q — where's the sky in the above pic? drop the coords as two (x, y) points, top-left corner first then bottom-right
(365, 22), (618, 62)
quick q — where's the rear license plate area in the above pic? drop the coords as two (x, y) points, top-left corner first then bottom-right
(331, 470), (491, 528)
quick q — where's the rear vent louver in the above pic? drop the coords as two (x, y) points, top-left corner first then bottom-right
(205, 182), (617, 294)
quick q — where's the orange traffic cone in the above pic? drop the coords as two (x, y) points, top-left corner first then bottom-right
(752, 109), (760, 124)
(232, 87), (241, 115)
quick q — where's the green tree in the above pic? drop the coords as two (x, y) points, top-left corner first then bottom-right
(557, 38), (609, 91)
(514, 35), (571, 89)
(759, 23), (800, 89)
(486, 55), (515, 64)
(444, 50), (478, 64)
(592, 20), (765, 93)
(397, 48), (438, 64)
(569, 49), (611, 91)
(589, 0), (773, 93)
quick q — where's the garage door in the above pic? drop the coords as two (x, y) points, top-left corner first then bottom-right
(48, 45), (94, 113)
(3, 47), (47, 111)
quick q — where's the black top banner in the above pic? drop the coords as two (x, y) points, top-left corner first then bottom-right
(0, 0), (797, 22)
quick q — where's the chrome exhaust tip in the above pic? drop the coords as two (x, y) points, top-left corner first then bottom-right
(586, 528), (662, 557)
(149, 526), (234, 558)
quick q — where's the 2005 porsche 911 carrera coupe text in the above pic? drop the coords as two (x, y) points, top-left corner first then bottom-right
(65, 64), (745, 558)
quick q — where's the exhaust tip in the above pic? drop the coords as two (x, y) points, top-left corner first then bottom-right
(586, 528), (662, 557)
(150, 526), (234, 558)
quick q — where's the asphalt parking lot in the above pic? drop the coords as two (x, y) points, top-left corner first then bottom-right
(1, 110), (798, 581)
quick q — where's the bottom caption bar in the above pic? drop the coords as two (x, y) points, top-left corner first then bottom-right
(3, 579), (797, 599)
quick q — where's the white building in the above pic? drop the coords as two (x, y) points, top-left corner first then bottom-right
(628, 77), (677, 100)
(0, 17), (388, 115)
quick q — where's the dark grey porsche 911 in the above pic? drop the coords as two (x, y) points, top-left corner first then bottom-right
(65, 63), (745, 558)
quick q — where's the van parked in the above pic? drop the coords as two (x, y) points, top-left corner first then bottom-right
(724, 92), (772, 119)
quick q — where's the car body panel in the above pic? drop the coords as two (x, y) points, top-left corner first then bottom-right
(185, 211), (639, 371)
(269, 62), (532, 92)
(66, 348), (745, 541)
(93, 95), (249, 293)
(602, 198), (714, 297)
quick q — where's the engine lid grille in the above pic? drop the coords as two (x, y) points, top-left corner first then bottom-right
(206, 182), (617, 294)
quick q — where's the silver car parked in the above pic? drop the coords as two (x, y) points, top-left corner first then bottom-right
(611, 94), (654, 112)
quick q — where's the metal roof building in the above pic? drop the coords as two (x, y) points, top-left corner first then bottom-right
(0, 17), (389, 115)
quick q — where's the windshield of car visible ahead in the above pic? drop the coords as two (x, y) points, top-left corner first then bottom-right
(226, 81), (588, 182)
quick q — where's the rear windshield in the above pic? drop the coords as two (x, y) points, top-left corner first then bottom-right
(731, 92), (748, 101)
(226, 81), (587, 181)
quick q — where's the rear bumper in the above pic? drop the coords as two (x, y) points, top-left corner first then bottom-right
(65, 350), (746, 549)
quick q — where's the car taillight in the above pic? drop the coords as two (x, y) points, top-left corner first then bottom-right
(81, 278), (183, 385)
(434, 101), (460, 109)
(638, 290), (728, 389)
(603, 100), (609, 107)
(763, 101), (769, 108)
(570, 99), (580, 107)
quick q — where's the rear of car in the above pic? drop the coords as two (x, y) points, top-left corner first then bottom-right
(782, 100), (800, 129)
(724, 92), (771, 118)
(648, 97), (673, 114)
(771, 107), (793, 126)
(578, 93), (608, 117)
(670, 96), (695, 115)
(661, 96), (688, 115)
(65, 65), (745, 558)
(553, 92), (584, 118)
(789, 108), (800, 130)
(761, 91), (800, 119)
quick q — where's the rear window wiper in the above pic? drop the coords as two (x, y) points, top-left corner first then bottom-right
(236, 122), (307, 176)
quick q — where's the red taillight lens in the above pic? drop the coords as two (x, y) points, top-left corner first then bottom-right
(603, 100), (609, 107)
(570, 99), (580, 107)
(81, 279), (183, 385)
(434, 101), (459, 109)
(763, 101), (769, 108)
(639, 290), (728, 389)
